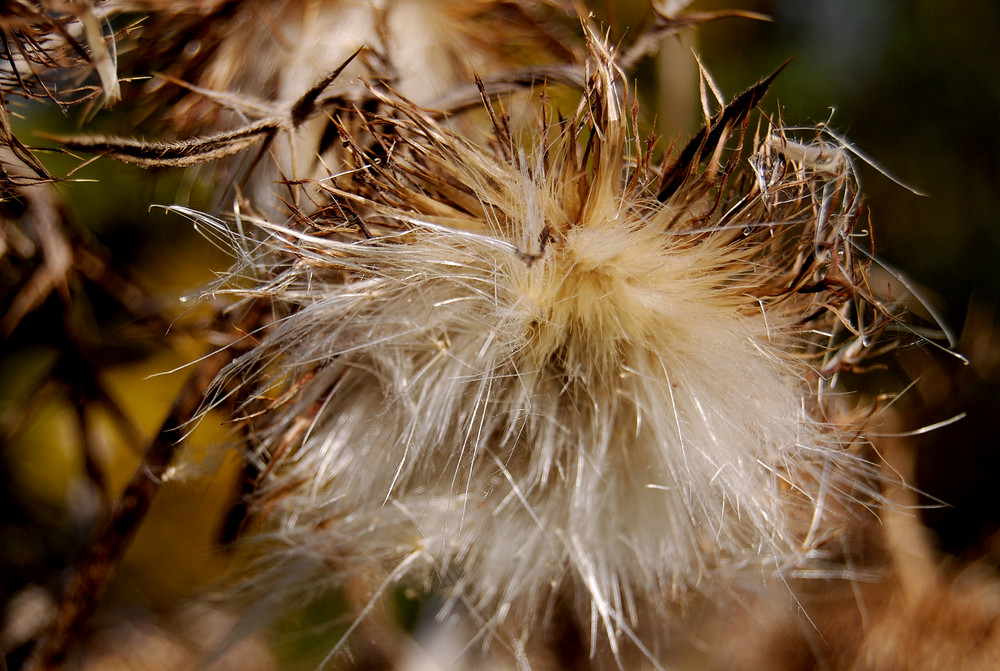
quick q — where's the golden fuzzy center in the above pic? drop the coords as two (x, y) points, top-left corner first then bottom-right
(518, 224), (671, 370)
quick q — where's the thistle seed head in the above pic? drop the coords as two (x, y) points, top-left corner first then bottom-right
(186, 30), (889, 663)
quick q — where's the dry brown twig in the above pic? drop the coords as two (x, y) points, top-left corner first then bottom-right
(21, 305), (261, 671)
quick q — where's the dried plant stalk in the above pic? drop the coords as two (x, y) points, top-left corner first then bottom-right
(22, 361), (216, 671)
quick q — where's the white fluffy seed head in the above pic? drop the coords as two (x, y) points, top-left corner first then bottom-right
(197, 34), (887, 662)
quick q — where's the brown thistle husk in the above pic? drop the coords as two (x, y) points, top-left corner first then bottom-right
(169, 29), (899, 667)
(116, 0), (578, 123)
(0, 0), (119, 107)
(0, 0), (122, 192)
(66, 0), (581, 213)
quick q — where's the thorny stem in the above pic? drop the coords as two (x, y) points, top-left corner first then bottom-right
(22, 338), (242, 671)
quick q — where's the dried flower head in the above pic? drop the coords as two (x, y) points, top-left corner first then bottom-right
(1, 0), (123, 194)
(79, 0), (577, 214)
(0, 0), (119, 107)
(176, 31), (889, 665)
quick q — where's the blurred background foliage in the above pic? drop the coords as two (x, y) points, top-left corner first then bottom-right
(1, 0), (999, 668)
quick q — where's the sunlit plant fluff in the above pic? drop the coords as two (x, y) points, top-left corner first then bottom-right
(193, 36), (888, 661)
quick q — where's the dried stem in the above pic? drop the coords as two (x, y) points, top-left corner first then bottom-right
(22, 335), (243, 671)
